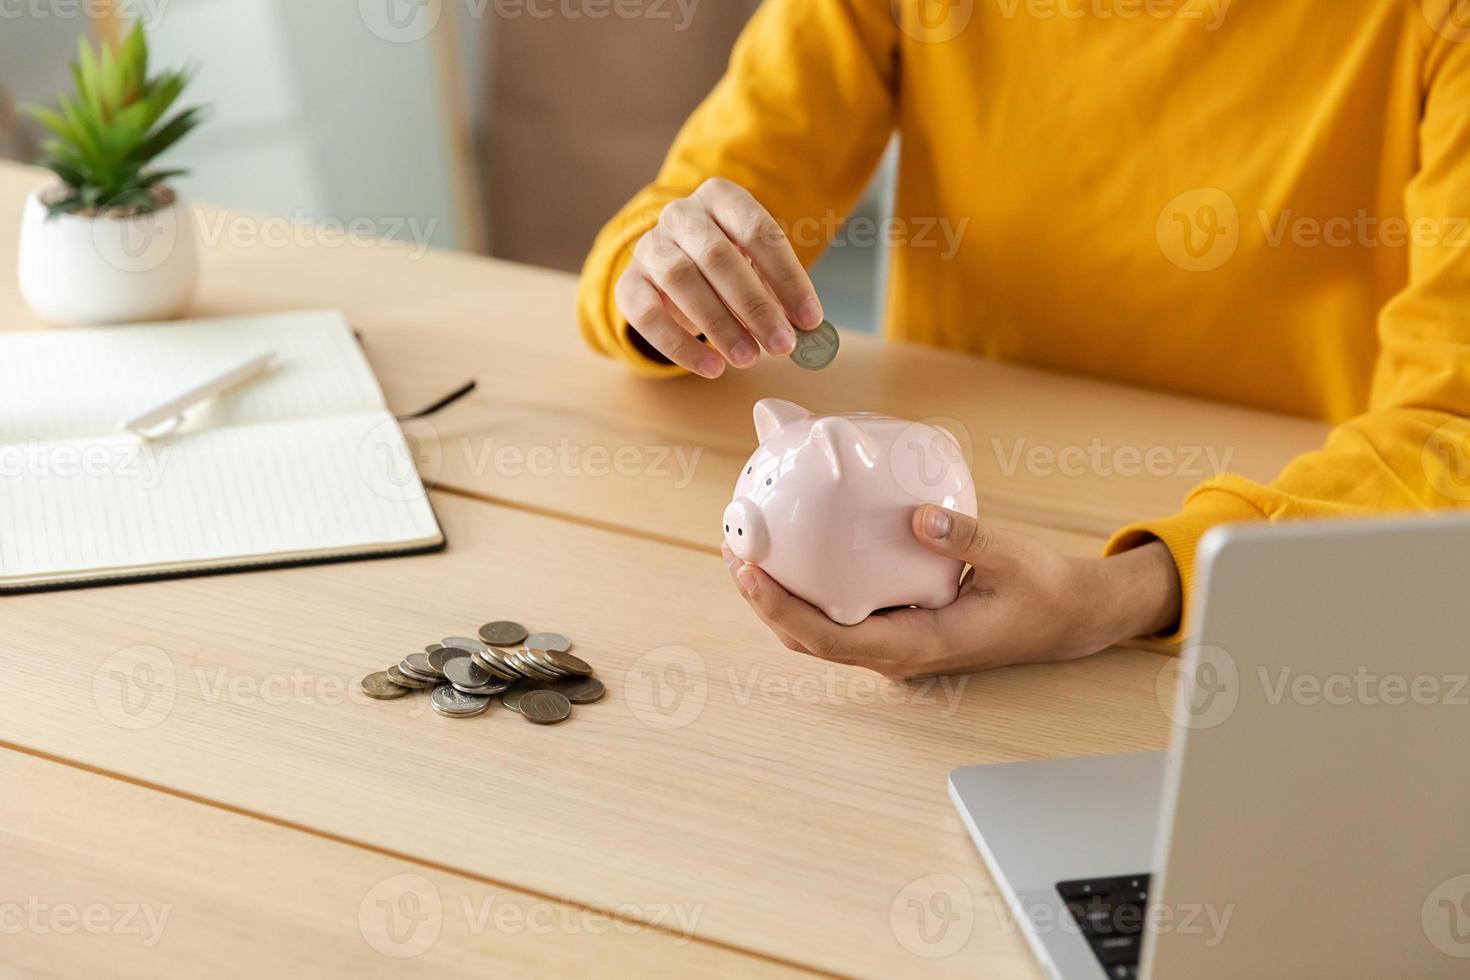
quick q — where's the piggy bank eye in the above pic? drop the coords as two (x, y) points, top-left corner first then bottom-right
(746, 467), (752, 474)
(765, 477), (773, 486)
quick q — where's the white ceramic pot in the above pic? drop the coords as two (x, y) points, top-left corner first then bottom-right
(17, 188), (199, 326)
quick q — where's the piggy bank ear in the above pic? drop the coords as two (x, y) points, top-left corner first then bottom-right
(806, 417), (879, 480)
(753, 399), (812, 442)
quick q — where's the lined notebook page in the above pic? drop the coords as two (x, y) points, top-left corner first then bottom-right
(0, 413), (439, 585)
(0, 311), (384, 444)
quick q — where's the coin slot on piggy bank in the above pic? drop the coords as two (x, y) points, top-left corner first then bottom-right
(725, 398), (978, 626)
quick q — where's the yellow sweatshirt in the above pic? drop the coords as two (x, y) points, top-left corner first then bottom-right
(578, 0), (1470, 622)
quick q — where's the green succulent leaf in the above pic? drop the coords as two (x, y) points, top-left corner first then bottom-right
(98, 45), (121, 117)
(75, 36), (104, 119)
(123, 23), (148, 81)
(35, 156), (86, 190)
(140, 168), (189, 187)
(30, 24), (204, 216)
(129, 107), (203, 164)
(21, 104), (75, 144)
(57, 95), (103, 161)
(104, 187), (157, 212)
(44, 194), (84, 218)
(137, 73), (185, 131)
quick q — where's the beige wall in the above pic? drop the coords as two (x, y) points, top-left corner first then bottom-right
(3, 1), (471, 252)
(0, 14), (82, 165)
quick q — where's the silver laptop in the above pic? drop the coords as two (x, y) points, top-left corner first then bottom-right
(951, 514), (1470, 979)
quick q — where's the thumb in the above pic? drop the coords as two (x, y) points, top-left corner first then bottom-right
(912, 505), (1006, 567)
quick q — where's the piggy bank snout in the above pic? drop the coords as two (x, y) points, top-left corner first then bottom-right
(723, 498), (770, 562)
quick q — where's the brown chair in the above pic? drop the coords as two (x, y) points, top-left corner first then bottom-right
(0, 86), (33, 163)
(484, 5), (762, 272)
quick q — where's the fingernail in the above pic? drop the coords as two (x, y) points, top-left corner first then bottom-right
(731, 338), (758, 366)
(796, 297), (824, 328)
(736, 565), (758, 595)
(769, 328), (796, 355)
(922, 507), (952, 539)
(697, 355), (724, 378)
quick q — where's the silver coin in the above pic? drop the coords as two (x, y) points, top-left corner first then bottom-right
(524, 650), (570, 679)
(428, 646), (467, 674)
(431, 683), (491, 713)
(497, 648), (537, 681)
(534, 648), (593, 677)
(425, 643), (445, 656)
(397, 662), (438, 684)
(431, 688), (491, 718)
(479, 621), (529, 647)
(525, 632), (572, 654)
(443, 657), (493, 690)
(790, 320), (840, 370)
(386, 664), (434, 689)
(432, 700), (489, 718)
(443, 635), (490, 655)
(500, 684), (541, 713)
(403, 653), (442, 679)
(554, 675), (606, 705)
(453, 676), (512, 697)
(522, 648), (570, 678)
(471, 648), (522, 682)
(509, 648), (562, 682)
(519, 689), (572, 725)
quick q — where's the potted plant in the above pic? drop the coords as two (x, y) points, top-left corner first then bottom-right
(18, 25), (204, 326)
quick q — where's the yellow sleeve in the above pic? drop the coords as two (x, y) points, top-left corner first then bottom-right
(576, 0), (898, 376)
(1108, 14), (1470, 636)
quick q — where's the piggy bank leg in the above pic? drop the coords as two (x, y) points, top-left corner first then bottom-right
(915, 581), (963, 611)
(822, 603), (874, 627)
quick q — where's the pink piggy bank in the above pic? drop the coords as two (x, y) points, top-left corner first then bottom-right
(723, 399), (978, 626)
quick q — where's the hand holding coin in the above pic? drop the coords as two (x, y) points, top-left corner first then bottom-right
(614, 177), (826, 378)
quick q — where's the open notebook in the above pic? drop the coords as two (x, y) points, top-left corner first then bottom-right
(0, 311), (445, 593)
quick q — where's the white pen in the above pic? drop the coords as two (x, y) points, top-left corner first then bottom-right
(120, 350), (279, 439)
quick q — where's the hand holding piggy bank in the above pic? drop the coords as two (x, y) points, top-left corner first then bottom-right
(723, 399), (978, 625)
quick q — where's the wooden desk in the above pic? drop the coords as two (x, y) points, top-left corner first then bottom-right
(0, 163), (1326, 977)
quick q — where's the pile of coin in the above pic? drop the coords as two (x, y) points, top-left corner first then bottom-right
(360, 620), (605, 724)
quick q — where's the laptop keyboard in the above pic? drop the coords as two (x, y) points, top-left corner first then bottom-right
(1056, 874), (1152, 979)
